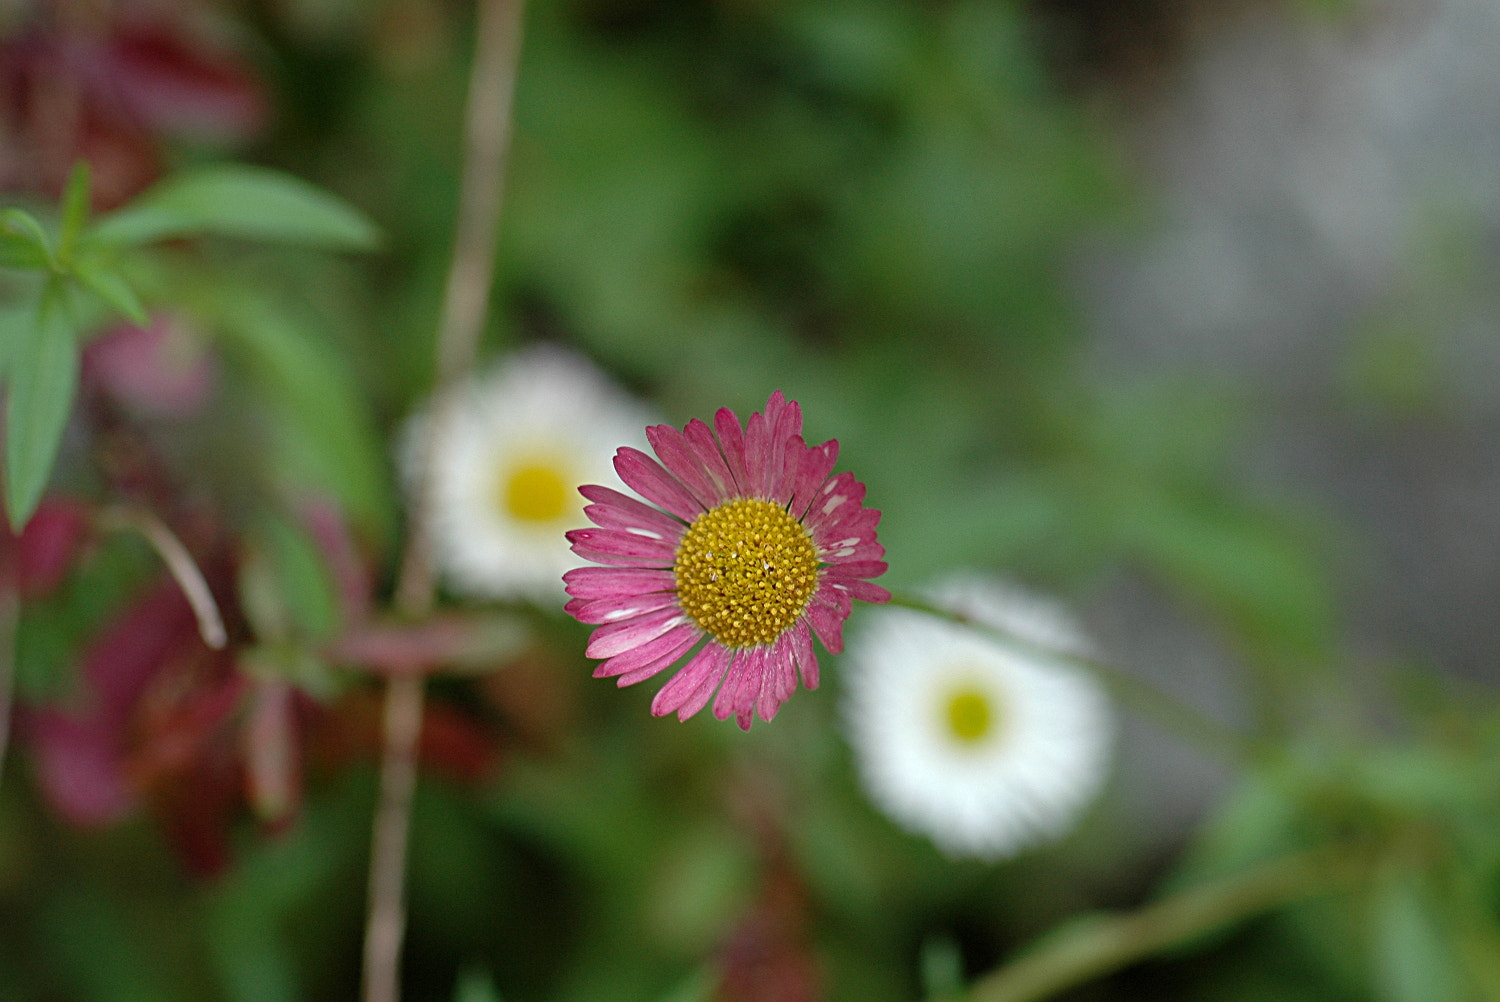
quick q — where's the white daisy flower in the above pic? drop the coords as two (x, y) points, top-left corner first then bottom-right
(843, 573), (1114, 860)
(404, 345), (655, 603)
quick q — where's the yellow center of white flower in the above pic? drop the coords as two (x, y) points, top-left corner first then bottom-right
(497, 459), (572, 523)
(674, 498), (820, 648)
(942, 685), (1000, 746)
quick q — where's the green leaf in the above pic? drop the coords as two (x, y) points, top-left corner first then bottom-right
(57, 160), (91, 264)
(90, 164), (381, 251)
(453, 969), (504, 1002)
(0, 304), (28, 380)
(239, 511), (340, 644)
(1372, 868), (1463, 1002)
(215, 296), (393, 538)
(14, 532), (154, 701)
(0, 230), (49, 270)
(5, 283), (80, 531)
(1, 209), (55, 270)
(72, 255), (149, 326)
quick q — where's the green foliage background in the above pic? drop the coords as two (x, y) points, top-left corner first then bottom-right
(4, 0), (1500, 1001)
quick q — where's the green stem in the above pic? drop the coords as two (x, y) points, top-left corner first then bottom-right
(885, 590), (1258, 766)
(953, 848), (1367, 1002)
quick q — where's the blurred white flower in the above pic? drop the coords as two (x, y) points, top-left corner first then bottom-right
(842, 573), (1114, 860)
(403, 345), (653, 603)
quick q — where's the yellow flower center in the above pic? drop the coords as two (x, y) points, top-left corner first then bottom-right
(943, 685), (1000, 746)
(674, 498), (820, 648)
(498, 459), (572, 523)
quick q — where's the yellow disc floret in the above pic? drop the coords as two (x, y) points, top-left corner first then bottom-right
(498, 460), (571, 523)
(943, 685), (1001, 746)
(674, 498), (820, 648)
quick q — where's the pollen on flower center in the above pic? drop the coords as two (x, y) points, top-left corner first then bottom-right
(674, 498), (820, 648)
(943, 684), (1000, 746)
(499, 460), (571, 523)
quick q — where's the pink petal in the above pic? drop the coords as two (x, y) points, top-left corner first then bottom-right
(671, 648), (735, 720)
(713, 644), (766, 728)
(585, 607), (689, 659)
(714, 407), (749, 495)
(818, 538), (885, 564)
(616, 635), (698, 686)
(613, 447), (703, 521)
(564, 565), (676, 600)
(755, 639), (798, 723)
(828, 579), (891, 604)
(580, 484), (686, 538)
(816, 515), (884, 557)
(597, 625), (700, 681)
(789, 439), (839, 520)
(822, 560), (889, 581)
(811, 506), (881, 550)
(569, 590), (681, 625)
(646, 424), (722, 509)
(566, 527), (677, 564)
(762, 390), (788, 429)
(683, 418), (737, 501)
(806, 592), (851, 655)
(764, 397), (803, 504)
(770, 392), (801, 440)
(651, 642), (732, 719)
(743, 410), (772, 499)
(789, 620), (818, 689)
(568, 544), (671, 568)
(803, 472), (867, 535)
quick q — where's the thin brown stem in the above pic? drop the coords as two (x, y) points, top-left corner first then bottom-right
(361, 1), (526, 1000)
(97, 503), (227, 649)
(362, 672), (426, 1002)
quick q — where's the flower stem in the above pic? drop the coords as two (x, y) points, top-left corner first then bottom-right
(361, 1), (526, 1000)
(885, 590), (1257, 766)
(953, 848), (1366, 1002)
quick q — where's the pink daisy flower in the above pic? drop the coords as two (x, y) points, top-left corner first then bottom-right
(563, 391), (890, 730)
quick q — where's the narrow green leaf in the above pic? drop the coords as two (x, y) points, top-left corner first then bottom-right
(0, 230), (49, 270)
(0, 304), (28, 379)
(5, 284), (80, 531)
(1, 209), (56, 270)
(1372, 868), (1463, 1002)
(57, 160), (91, 264)
(90, 164), (381, 251)
(72, 256), (149, 326)
(241, 511), (340, 644)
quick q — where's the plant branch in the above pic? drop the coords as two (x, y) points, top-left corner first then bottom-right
(954, 848), (1367, 1002)
(885, 590), (1257, 766)
(97, 503), (227, 649)
(362, 1), (526, 1000)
